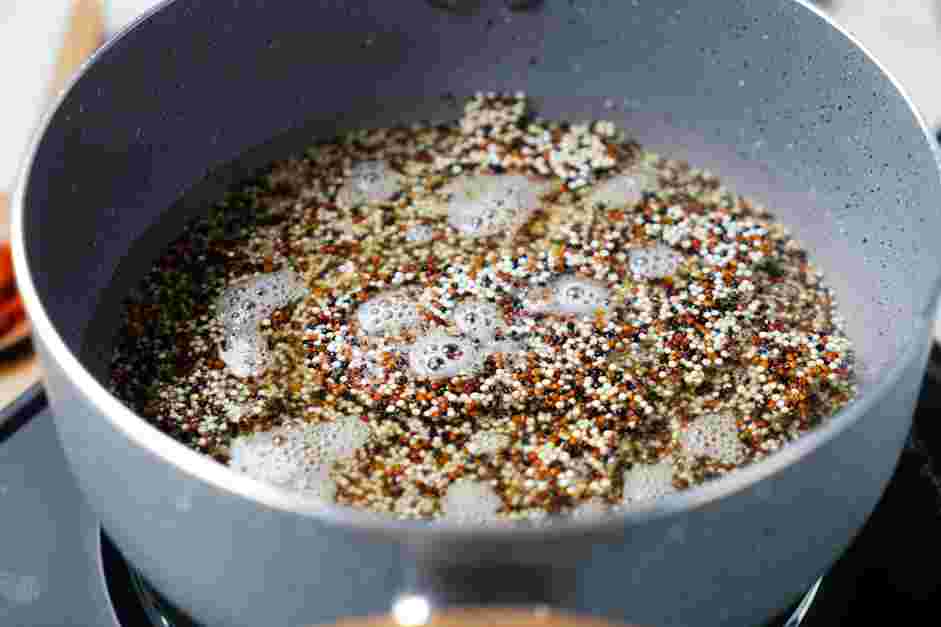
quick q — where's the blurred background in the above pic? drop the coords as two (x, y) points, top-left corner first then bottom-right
(1, 0), (941, 404)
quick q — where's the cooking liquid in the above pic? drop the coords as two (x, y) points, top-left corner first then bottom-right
(109, 92), (857, 521)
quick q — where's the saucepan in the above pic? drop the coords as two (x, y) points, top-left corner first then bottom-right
(11, 1), (941, 625)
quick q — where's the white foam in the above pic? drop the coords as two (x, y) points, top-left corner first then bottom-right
(216, 270), (307, 331)
(484, 340), (527, 355)
(215, 270), (308, 377)
(407, 332), (481, 379)
(336, 160), (404, 206)
(357, 292), (421, 336)
(543, 276), (611, 316)
(349, 347), (388, 381)
(628, 245), (683, 280)
(310, 415), (372, 459)
(586, 167), (658, 208)
(453, 300), (503, 343)
(466, 431), (510, 456)
(228, 416), (370, 500)
(443, 174), (547, 237)
(622, 458), (676, 504)
(219, 332), (271, 379)
(680, 413), (746, 465)
(405, 224), (434, 243)
(440, 479), (503, 523)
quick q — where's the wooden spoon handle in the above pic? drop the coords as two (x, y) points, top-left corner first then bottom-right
(47, 0), (106, 100)
(0, 0), (106, 407)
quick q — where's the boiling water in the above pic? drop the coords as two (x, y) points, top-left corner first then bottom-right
(108, 93), (857, 522)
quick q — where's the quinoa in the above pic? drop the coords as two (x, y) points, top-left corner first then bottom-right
(108, 92), (857, 522)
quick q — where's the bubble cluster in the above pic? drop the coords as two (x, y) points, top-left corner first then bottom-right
(544, 276), (611, 316)
(453, 300), (503, 342)
(628, 245), (683, 280)
(216, 270), (307, 331)
(444, 174), (547, 237)
(483, 339), (527, 357)
(349, 347), (389, 382)
(228, 415), (370, 500)
(586, 167), (658, 208)
(309, 415), (372, 459)
(220, 333), (271, 379)
(215, 270), (308, 377)
(336, 160), (404, 207)
(408, 333), (480, 379)
(356, 292), (421, 336)
(680, 413), (746, 465)
(621, 458), (677, 504)
(465, 430), (510, 456)
(405, 224), (434, 243)
(440, 479), (503, 524)
(400, 300), (514, 381)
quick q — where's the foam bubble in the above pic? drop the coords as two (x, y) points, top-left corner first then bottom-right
(215, 270), (308, 376)
(357, 293), (421, 336)
(228, 415), (370, 500)
(217, 270), (308, 331)
(336, 160), (404, 206)
(629, 245), (682, 280)
(349, 347), (388, 381)
(311, 415), (372, 459)
(545, 276), (611, 316)
(586, 167), (658, 208)
(440, 479), (502, 523)
(484, 339), (527, 356)
(466, 430), (510, 456)
(220, 332), (271, 379)
(680, 413), (746, 465)
(230, 431), (300, 486)
(622, 458), (677, 504)
(405, 224), (434, 243)
(453, 300), (503, 342)
(444, 174), (547, 237)
(408, 333), (480, 379)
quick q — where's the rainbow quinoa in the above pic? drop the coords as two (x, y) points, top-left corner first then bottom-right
(109, 93), (857, 522)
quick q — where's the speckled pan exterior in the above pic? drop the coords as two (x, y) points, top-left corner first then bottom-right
(11, 1), (941, 625)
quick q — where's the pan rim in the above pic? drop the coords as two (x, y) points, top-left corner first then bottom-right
(10, 0), (941, 540)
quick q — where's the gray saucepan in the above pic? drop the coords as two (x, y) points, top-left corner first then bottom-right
(11, 1), (941, 625)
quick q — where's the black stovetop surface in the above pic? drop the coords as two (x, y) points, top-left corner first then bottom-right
(798, 346), (941, 624)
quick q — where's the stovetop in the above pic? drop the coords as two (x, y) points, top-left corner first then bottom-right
(801, 346), (941, 624)
(3, 347), (941, 627)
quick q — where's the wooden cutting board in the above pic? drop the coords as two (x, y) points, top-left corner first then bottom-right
(0, 0), (104, 412)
